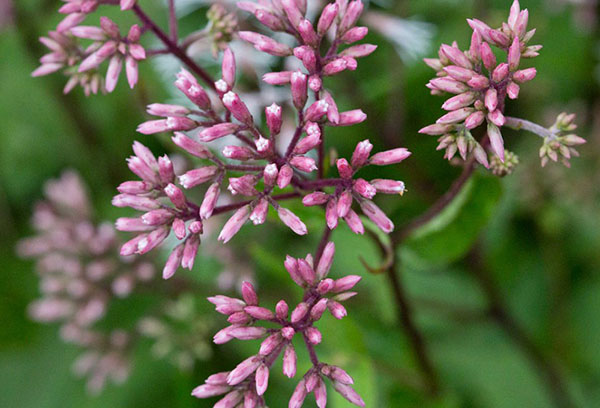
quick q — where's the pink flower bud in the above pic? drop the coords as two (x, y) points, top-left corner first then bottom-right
(260, 333), (283, 355)
(492, 63), (509, 83)
(263, 164), (279, 187)
(341, 26), (368, 44)
(337, 109), (367, 126)
(327, 300), (347, 319)
(488, 109), (506, 127)
(179, 166), (218, 189)
(266, 103), (282, 135)
(283, 345), (297, 378)
(239, 282), (257, 306)
(336, 158), (353, 178)
(318, 3), (338, 35)
(174, 69), (211, 109)
(228, 175), (258, 196)
(250, 198), (269, 225)
(291, 302), (309, 323)
(218, 205), (250, 243)
(440, 44), (472, 69)
(487, 122), (505, 161)
(350, 140), (373, 168)
(469, 30), (482, 60)
(489, 29), (510, 48)
(326, 198), (339, 230)
(289, 156), (317, 173)
(137, 226), (170, 255)
(222, 47), (236, 87)
(308, 75), (322, 92)
(332, 381), (365, 407)
(275, 300), (289, 320)
(278, 207), (308, 235)
(298, 19), (318, 47)
(294, 128), (321, 154)
(341, 44), (378, 59)
(323, 58), (348, 76)
(230, 326), (268, 341)
(291, 71), (308, 109)
(238, 31), (292, 56)
(467, 74), (490, 90)
(222, 92), (254, 125)
(255, 9), (286, 31)
(303, 192), (329, 207)
(142, 209), (174, 226)
(370, 179), (406, 195)
(162, 183), (186, 210)
(344, 209), (365, 234)
(294, 45), (318, 72)
(70, 25), (105, 40)
(297, 259), (316, 285)
(441, 92), (477, 111)
(281, 0), (303, 28)
(244, 306), (274, 320)
(120, 0), (136, 10)
(317, 278), (334, 294)
(116, 217), (153, 232)
(277, 164), (293, 189)
(198, 123), (239, 142)
(163, 244), (184, 279)
(117, 181), (153, 195)
(369, 148), (411, 165)
(285, 256), (305, 286)
(305, 327), (322, 344)
(443, 65), (476, 82)
(359, 200), (394, 233)
(508, 0), (521, 29)
(336, 190), (353, 217)
(228, 311), (251, 325)
(513, 67), (536, 83)
(112, 194), (160, 211)
(181, 234), (200, 270)
(191, 384), (230, 399)
(479, 42), (496, 71)
(147, 103), (191, 118)
(429, 77), (469, 94)
(485, 88), (498, 112)
(353, 179), (376, 199)
(262, 71), (292, 85)
(227, 356), (261, 386)
(465, 111), (485, 129)
(507, 81), (520, 99)
(333, 275), (362, 292)
(339, 0), (364, 34)
(171, 132), (210, 159)
(255, 364), (269, 396)
(78, 41), (117, 72)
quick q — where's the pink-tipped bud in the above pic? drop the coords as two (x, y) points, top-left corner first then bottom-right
(278, 207), (308, 235)
(318, 3), (338, 35)
(241, 281), (258, 305)
(488, 109), (506, 127)
(327, 300), (347, 319)
(440, 44), (472, 69)
(306, 327), (322, 345)
(317, 278), (334, 294)
(337, 109), (367, 126)
(262, 71), (292, 85)
(263, 164), (279, 187)
(507, 81), (520, 99)
(467, 74), (490, 90)
(277, 164), (293, 189)
(336, 158), (353, 178)
(353, 179), (376, 199)
(291, 302), (309, 323)
(265, 103), (282, 135)
(222, 92), (253, 125)
(341, 44), (378, 59)
(465, 111), (485, 129)
(513, 68), (536, 83)
(291, 71), (308, 110)
(369, 148), (411, 165)
(333, 275), (362, 292)
(344, 209), (364, 234)
(492, 63), (510, 83)
(175, 68), (211, 109)
(179, 166), (218, 189)
(218, 205), (250, 243)
(163, 244), (184, 279)
(249, 198), (269, 225)
(336, 190), (353, 217)
(341, 26), (368, 44)
(339, 0), (364, 34)
(255, 364), (269, 396)
(245, 306), (275, 320)
(260, 333), (283, 356)
(284, 256), (305, 287)
(171, 132), (211, 158)
(276, 300), (289, 320)
(326, 199), (339, 230)
(290, 156), (317, 173)
(227, 356), (261, 386)
(303, 192), (329, 207)
(316, 241), (335, 279)
(323, 58), (348, 76)
(283, 345), (297, 378)
(487, 122), (505, 162)
(485, 88), (498, 112)
(298, 19), (318, 47)
(442, 92), (477, 111)
(164, 183), (187, 210)
(222, 47), (236, 87)
(479, 42), (496, 71)
(351, 140), (373, 168)
(359, 200), (394, 233)
(371, 179), (406, 195)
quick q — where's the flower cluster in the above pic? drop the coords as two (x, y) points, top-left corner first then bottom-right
(420, 0), (540, 167)
(33, 16), (145, 94)
(118, 0), (409, 281)
(57, 0), (136, 33)
(193, 243), (365, 408)
(538, 113), (586, 168)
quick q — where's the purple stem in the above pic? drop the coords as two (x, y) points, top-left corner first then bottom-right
(167, 0), (178, 42)
(131, 4), (215, 90)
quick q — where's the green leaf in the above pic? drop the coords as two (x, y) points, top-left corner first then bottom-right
(400, 173), (502, 265)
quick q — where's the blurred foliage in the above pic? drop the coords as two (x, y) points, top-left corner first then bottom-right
(2, 0), (600, 407)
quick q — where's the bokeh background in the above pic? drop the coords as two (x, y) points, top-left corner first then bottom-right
(2, 0), (600, 407)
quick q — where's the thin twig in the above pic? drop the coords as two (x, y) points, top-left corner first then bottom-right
(167, 0), (178, 42)
(132, 4), (215, 89)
